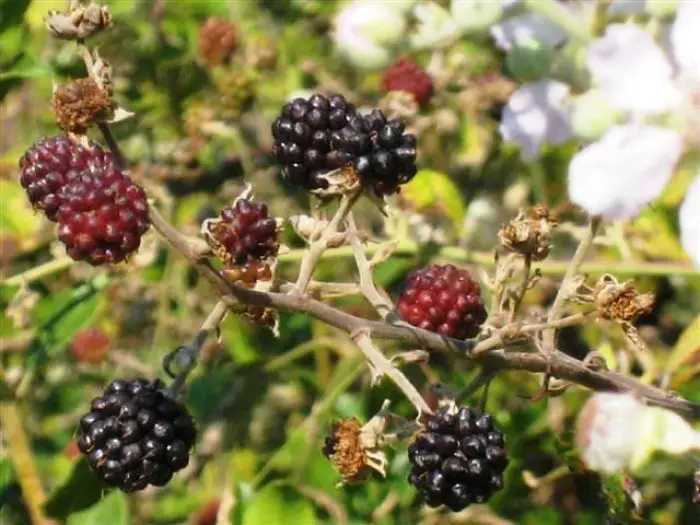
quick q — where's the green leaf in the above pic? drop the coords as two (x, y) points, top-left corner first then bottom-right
(242, 483), (316, 525)
(0, 53), (52, 80)
(0, 180), (41, 237)
(44, 459), (104, 520)
(67, 490), (127, 525)
(0, 0), (30, 32)
(400, 169), (466, 231)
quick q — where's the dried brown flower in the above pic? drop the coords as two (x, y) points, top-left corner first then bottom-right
(594, 275), (655, 324)
(498, 204), (558, 261)
(247, 36), (278, 71)
(379, 90), (420, 120)
(52, 78), (112, 133)
(45, 1), (112, 40)
(199, 18), (238, 66)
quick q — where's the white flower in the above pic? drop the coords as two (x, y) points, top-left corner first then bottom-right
(409, 2), (459, 49)
(490, 0), (568, 52)
(670, 1), (700, 82)
(499, 80), (573, 160)
(451, 0), (504, 34)
(586, 24), (682, 116)
(680, 174), (700, 268)
(567, 124), (682, 218)
(333, 0), (407, 70)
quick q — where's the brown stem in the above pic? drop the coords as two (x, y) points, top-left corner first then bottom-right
(148, 204), (700, 420)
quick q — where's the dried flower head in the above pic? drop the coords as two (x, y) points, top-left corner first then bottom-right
(45, 1), (112, 40)
(498, 204), (558, 261)
(52, 78), (112, 133)
(199, 18), (238, 66)
(594, 274), (655, 324)
(323, 407), (391, 485)
(379, 89), (420, 121)
(247, 36), (278, 71)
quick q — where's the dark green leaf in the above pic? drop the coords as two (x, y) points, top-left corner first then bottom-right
(242, 483), (315, 525)
(44, 459), (104, 520)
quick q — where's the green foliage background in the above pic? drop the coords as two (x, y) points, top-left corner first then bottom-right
(1, 1), (699, 524)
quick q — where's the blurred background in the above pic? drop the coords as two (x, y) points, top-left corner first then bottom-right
(1, 1), (699, 524)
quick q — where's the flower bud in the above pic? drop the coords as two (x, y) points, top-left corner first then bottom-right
(571, 89), (620, 139)
(410, 2), (459, 50)
(451, 0), (504, 35)
(333, 0), (407, 70)
(504, 38), (554, 82)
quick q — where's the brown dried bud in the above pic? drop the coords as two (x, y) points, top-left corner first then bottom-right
(199, 18), (238, 66)
(379, 90), (420, 121)
(52, 78), (112, 133)
(221, 262), (272, 288)
(323, 417), (388, 484)
(45, 2), (111, 40)
(594, 274), (655, 324)
(458, 74), (517, 115)
(498, 204), (557, 261)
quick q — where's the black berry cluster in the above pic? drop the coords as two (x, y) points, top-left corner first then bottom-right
(408, 405), (508, 511)
(19, 135), (115, 221)
(271, 93), (417, 196)
(19, 135), (150, 265)
(77, 378), (196, 493)
(207, 198), (279, 267)
(397, 264), (487, 339)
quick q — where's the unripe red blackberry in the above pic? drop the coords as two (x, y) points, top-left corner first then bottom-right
(408, 405), (508, 511)
(271, 93), (417, 196)
(55, 166), (150, 265)
(199, 17), (238, 66)
(397, 264), (486, 339)
(71, 327), (111, 364)
(77, 378), (196, 492)
(381, 58), (434, 108)
(18, 136), (115, 221)
(206, 198), (279, 267)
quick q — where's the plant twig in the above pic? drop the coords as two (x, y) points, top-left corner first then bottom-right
(164, 300), (228, 396)
(347, 213), (393, 319)
(0, 400), (48, 525)
(293, 191), (360, 295)
(147, 203), (700, 420)
(352, 329), (432, 415)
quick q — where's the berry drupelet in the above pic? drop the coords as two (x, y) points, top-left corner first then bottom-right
(397, 264), (487, 339)
(206, 198), (279, 267)
(408, 404), (508, 511)
(77, 378), (197, 493)
(270, 93), (417, 196)
(55, 166), (149, 265)
(381, 58), (434, 108)
(18, 135), (115, 221)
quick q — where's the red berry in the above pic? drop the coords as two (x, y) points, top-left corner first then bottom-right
(18, 136), (115, 221)
(397, 264), (487, 339)
(71, 328), (111, 364)
(381, 58), (434, 108)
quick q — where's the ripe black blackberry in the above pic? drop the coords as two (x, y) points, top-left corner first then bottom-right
(18, 135), (115, 221)
(55, 166), (150, 265)
(205, 198), (279, 267)
(397, 264), (487, 339)
(270, 93), (417, 196)
(77, 378), (197, 493)
(408, 405), (508, 511)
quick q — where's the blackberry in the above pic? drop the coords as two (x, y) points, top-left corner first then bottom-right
(18, 136), (115, 221)
(77, 378), (196, 492)
(271, 93), (417, 196)
(55, 166), (150, 265)
(381, 58), (434, 108)
(206, 198), (279, 267)
(397, 264), (487, 339)
(408, 405), (508, 511)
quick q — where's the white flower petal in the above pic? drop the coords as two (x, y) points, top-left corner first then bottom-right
(671, 1), (700, 81)
(490, 12), (568, 51)
(679, 175), (700, 268)
(498, 80), (573, 160)
(587, 24), (681, 116)
(568, 124), (682, 219)
(410, 2), (459, 49)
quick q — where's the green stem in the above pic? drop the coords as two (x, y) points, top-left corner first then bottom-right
(278, 241), (699, 278)
(1, 257), (74, 288)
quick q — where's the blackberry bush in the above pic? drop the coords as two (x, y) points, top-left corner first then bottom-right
(381, 58), (434, 108)
(271, 93), (418, 196)
(77, 378), (196, 493)
(18, 135), (115, 221)
(55, 166), (150, 265)
(408, 404), (508, 511)
(397, 264), (487, 339)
